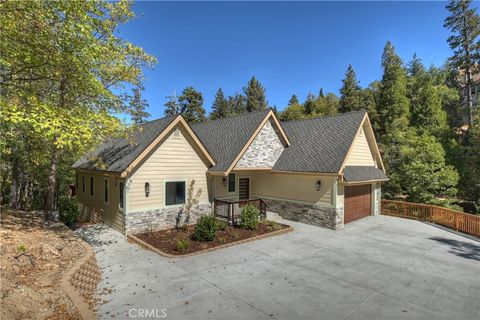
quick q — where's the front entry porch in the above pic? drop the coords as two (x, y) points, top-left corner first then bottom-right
(213, 198), (267, 225)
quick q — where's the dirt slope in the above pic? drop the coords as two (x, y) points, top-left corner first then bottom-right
(0, 208), (85, 320)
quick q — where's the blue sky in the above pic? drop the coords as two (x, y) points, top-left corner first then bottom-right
(116, 1), (457, 121)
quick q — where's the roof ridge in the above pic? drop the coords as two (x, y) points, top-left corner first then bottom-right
(192, 109), (271, 126)
(281, 110), (366, 123)
(136, 114), (179, 127)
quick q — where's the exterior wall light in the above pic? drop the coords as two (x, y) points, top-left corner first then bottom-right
(145, 182), (150, 197)
(315, 180), (322, 191)
(222, 177), (227, 187)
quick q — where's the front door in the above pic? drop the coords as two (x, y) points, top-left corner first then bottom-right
(239, 178), (250, 200)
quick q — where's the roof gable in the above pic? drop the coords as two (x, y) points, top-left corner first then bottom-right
(273, 111), (367, 173)
(73, 115), (215, 175)
(191, 110), (271, 173)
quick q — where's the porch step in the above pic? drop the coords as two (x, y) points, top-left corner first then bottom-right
(266, 211), (282, 221)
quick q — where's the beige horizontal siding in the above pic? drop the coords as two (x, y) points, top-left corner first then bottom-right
(249, 171), (335, 206)
(345, 127), (375, 166)
(128, 127), (209, 212)
(76, 172), (125, 233)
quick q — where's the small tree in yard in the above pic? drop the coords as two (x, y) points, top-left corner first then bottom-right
(176, 180), (202, 230)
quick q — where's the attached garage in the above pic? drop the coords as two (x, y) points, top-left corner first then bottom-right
(342, 166), (389, 224)
(344, 184), (372, 223)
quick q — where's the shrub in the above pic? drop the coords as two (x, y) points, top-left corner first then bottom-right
(214, 219), (228, 231)
(263, 220), (283, 232)
(217, 236), (227, 244)
(238, 204), (259, 230)
(58, 197), (80, 227)
(192, 215), (217, 241)
(175, 235), (190, 252)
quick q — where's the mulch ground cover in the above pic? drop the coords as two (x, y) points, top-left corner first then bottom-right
(135, 220), (289, 256)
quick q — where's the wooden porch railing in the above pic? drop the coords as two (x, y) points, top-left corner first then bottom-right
(381, 200), (480, 237)
(214, 198), (267, 225)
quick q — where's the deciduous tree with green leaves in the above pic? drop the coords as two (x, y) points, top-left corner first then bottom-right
(0, 0), (156, 215)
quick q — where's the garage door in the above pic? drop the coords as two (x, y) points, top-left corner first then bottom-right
(344, 184), (371, 223)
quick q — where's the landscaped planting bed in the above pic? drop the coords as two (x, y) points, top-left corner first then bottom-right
(134, 219), (290, 256)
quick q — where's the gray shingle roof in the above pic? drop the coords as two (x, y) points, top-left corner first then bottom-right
(343, 166), (388, 182)
(273, 110), (367, 173)
(73, 115), (178, 172)
(191, 110), (271, 172)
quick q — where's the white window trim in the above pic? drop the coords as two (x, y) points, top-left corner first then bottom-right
(227, 172), (236, 194)
(164, 178), (187, 207)
(90, 176), (95, 198)
(104, 177), (109, 204)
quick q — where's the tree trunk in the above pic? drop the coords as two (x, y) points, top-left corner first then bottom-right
(44, 148), (58, 220)
(465, 67), (473, 127)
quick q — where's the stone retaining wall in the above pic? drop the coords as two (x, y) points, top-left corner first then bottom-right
(61, 239), (101, 320)
(263, 198), (343, 230)
(126, 203), (212, 234)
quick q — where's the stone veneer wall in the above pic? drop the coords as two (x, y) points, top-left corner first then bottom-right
(126, 203), (212, 234)
(263, 198), (343, 230)
(236, 119), (285, 168)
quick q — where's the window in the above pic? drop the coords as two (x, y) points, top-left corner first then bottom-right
(82, 176), (85, 192)
(228, 173), (236, 193)
(104, 178), (109, 203)
(165, 181), (185, 206)
(119, 182), (124, 209)
(90, 177), (94, 196)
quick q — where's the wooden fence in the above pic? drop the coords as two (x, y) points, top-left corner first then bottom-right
(381, 200), (480, 237)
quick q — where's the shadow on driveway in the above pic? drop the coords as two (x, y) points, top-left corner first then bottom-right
(429, 236), (480, 261)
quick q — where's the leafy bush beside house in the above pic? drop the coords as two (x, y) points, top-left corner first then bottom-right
(192, 215), (217, 241)
(239, 205), (260, 230)
(58, 196), (80, 227)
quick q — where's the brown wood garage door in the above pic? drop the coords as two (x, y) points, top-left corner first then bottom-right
(344, 184), (371, 223)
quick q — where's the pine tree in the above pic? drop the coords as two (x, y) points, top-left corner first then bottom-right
(378, 41), (410, 137)
(226, 93), (247, 115)
(288, 94), (299, 106)
(164, 90), (181, 116)
(303, 93), (316, 115)
(244, 76), (268, 112)
(129, 84), (150, 124)
(177, 87), (206, 123)
(319, 88), (325, 98)
(407, 53), (426, 77)
(339, 65), (362, 113)
(444, 0), (480, 126)
(210, 88), (229, 119)
(407, 58), (448, 136)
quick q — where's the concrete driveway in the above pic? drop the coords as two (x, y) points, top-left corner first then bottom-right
(78, 216), (480, 320)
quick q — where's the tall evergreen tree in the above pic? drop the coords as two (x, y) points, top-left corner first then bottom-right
(164, 90), (181, 116)
(288, 94), (299, 105)
(178, 87), (206, 123)
(339, 64), (362, 113)
(407, 58), (448, 136)
(129, 84), (150, 124)
(407, 53), (426, 77)
(378, 41), (410, 137)
(303, 93), (316, 115)
(244, 76), (268, 112)
(210, 88), (229, 119)
(226, 93), (247, 115)
(444, 0), (480, 126)
(319, 88), (325, 98)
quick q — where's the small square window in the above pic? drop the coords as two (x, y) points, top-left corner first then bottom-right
(228, 173), (236, 193)
(165, 181), (185, 206)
